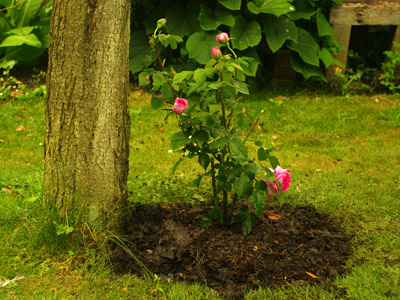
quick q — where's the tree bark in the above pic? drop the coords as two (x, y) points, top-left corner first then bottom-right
(44, 0), (131, 231)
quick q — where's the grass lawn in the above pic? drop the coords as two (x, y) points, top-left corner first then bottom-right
(1, 84), (399, 299)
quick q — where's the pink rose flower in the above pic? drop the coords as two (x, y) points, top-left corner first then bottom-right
(212, 46), (222, 59)
(265, 166), (291, 201)
(216, 32), (229, 44)
(172, 97), (188, 114)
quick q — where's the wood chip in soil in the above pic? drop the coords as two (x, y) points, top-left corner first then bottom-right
(110, 203), (352, 299)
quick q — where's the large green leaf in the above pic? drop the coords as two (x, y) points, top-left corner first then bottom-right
(198, 152), (210, 170)
(252, 192), (265, 215)
(129, 29), (153, 74)
(186, 31), (219, 64)
(247, 0), (295, 17)
(262, 15), (298, 53)
(290, 51), (326, 81)
(289, 0), (314, 20)
(286, 27), (319, 67)
(17, 0), (43, 27)
(230, 137), (248, 160)
(0, 33), (41, 48)
(217, 0), (241, 10)
(231, 16), (261, 50)
(316, 11), (333, 37)
(319, 47), (334, 68)
(235, 173), (253, 198)
(165, 3), (200, 37)
(199, 5), (235, 31)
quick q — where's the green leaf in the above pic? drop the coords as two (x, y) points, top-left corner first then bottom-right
(231, 80), (249, 95)
(242, 218), (252, 236)
(257, 147), (268, 161)
(319, 47), (334, 68)
(158, 34), (183, 49)
(217, 0), (241, 10)
(290, 51), (326, 81)
(230, 138), (248, 160)
(209, 136), (229, 150)
(194, 68), (208, 85)
(5, 27), (36, 36)
(151, 96), (163, 109)
(172, 157), (185, 174)
(0, 34), (41, 48)
(252, 192), (265, 215)
(290, 0), (314, 21)
(247, 0), (295, 17)
(262, 15), (298, 53)
(269, 156), (280, 169)
(166, 3), (201, 37)
(316, 12), (333, 37)
(199, 5), (235, 31)
(255, 180), (268, 191)
(138, 69), (154, 86)
(237, 49), (260, 76)
(129, 30), (153, 74)
(173, 71), (193, 87)
(17, 0), (42, 27)
(231, 16), (261, 51)
(171, 132), (190, 149)
(198, 152), (210, 170)
(186, 31), (219, 64)
(286, 27), (319, 66)
(235, 173), (253, 198)
(193, 130), (209, 143)
(245, 163), (260, 180)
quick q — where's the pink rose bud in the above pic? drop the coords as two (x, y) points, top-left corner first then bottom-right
(172, 97), (188, 114)
(157, 18), (167, 28)
(216, 32), (230, 44)
(212, 46), (222, 59)
(265, 166), (291, 201)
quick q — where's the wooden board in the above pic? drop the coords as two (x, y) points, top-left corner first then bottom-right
(330, 2), (400, 25)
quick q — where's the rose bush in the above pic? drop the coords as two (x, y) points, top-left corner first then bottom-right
(140, 19), (291, 235)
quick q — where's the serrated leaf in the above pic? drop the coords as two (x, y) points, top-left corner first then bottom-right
(316, 12), (333, 37)
(255, 180), (268, 191)
(194, 68), (207, 85)
(193, 130), (209, 143)
(245, 163), (260, 180)
(253, 192), (265, 215)
(286, 27), (320, 66)
(166, 3), (200, 37)
(319, 47), (334, 68)
(171, 131), (190, 149)
(242, 218), (252, 236)
(263, 15), (298, 53)
(198, 152), (210, 170)
(230, 138), (248, 160)
(231, 16), (261, 50)
(199, 5), (235, 31)
(247, 0), (295, 17)
(290, 51), (326, 81)
(235, 173), (253, 198)
(209, 136), (229, 150)
(289, 0), (314, 20)
(217, 0), (241, 10)
(173, 71), (193, 86)
(151, 96), (163, 109)
(257, 147), (268, 161)
(269, 156), (280, 169)
(186, 31), (219, 64)
(231, 80), (249, 95)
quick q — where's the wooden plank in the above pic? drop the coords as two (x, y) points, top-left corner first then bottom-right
(330, 3), (400, 25)
(326, 24), (352, 82)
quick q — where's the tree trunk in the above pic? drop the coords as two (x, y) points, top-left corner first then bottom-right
(44, 0), (131, 231)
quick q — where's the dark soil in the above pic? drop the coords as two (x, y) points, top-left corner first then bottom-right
(111, 203), (352, 299)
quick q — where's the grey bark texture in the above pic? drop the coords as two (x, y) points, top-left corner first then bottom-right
(44, 0), (131, 230)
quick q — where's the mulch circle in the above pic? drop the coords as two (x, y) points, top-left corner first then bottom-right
(110, 202), (352, 299)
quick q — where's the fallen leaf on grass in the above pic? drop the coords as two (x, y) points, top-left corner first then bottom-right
(305, 271), (318, 279)
(146, 249), (153, 254)
(0, 276), (25, 287)
(0, 139), (4, 143)
(16, 125), (25, 132)
(271, 135), (278, 140)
